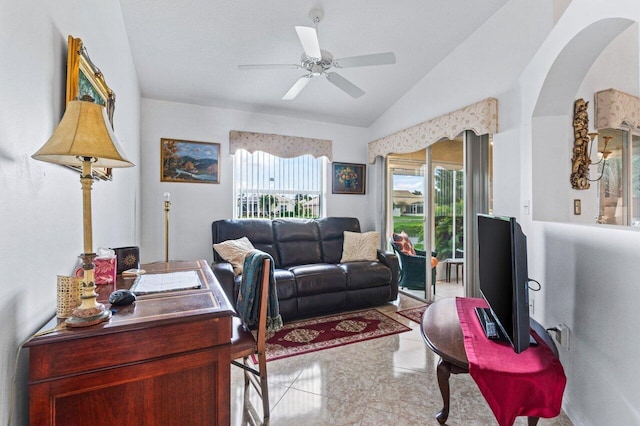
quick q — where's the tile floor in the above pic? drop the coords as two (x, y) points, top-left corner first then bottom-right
(230, 282), (573, 425)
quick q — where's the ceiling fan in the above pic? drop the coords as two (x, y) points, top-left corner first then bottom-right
(238, 8), (396, 100)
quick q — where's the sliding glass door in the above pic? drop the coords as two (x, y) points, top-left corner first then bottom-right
(386, 132), (492, 302)
(388, 152), (426, 250)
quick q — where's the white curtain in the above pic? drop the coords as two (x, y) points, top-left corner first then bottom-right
(229, 130), (333, 160)
(367, 98), (498, 164)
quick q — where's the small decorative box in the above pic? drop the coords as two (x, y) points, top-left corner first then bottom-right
(112, 246), (140, 275)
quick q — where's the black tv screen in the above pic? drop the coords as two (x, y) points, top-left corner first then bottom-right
(477, 214), (531, 353)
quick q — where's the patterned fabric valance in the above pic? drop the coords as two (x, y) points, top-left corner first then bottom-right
(595, 88), (640, 130)
(367, 98), (498, 163)
(229, 130), (333, 161)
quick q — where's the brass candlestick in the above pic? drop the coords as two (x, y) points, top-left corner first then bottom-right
(164, 192), (171, 262)
(65, 158), (111, 327)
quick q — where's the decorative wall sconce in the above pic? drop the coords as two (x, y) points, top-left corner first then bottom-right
(570, 98), (611, 189)
(586, 132), (612, 182)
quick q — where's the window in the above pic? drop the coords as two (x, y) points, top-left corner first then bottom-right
(233, 150), (325, 219)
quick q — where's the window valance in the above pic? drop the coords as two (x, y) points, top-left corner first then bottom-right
(595, 88), (640, 130)
(229, 130), (333, 161)
(367, 98), (498, 163)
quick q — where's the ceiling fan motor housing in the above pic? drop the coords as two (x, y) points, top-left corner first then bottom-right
(301, 50), (333, 76)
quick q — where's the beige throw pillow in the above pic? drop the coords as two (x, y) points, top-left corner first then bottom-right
(213, 237), (255, 275)
(340, 231), (380, 263)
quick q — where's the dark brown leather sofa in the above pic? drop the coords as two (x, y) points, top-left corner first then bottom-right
(211, 217), (399, 322)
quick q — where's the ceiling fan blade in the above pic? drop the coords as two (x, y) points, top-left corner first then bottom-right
(295, 26), (321, 59)
(325, 72), (365, 98)
(238, 64), (302, 70)
(333, 52), (396, 68)
(282, 76), (311, 100)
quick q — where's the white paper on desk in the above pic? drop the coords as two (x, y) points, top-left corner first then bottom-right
(130, 271), (201, 294)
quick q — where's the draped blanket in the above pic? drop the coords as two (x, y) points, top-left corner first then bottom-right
(236, 250), (283, 332)
(456, 297), (566, 426)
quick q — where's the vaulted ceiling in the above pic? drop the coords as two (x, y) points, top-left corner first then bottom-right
(119, 0), (507, 127)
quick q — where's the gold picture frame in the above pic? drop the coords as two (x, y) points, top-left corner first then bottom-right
(65, 35), (116, 180)
(160, 139), (221, 184)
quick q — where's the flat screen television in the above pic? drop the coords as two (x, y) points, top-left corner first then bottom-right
(476, 214), (532, 353)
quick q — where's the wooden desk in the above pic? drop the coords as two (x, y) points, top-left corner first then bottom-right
(421, 298), (557, 426)
(25, 260), (235, 426)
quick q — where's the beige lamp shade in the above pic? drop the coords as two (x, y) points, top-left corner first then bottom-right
(32, 100), (134, 168)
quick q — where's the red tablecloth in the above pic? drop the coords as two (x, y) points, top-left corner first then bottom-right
(456, 297), (566, 426)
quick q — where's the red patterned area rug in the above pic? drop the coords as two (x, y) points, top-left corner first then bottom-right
(255, 309), (411, 362)
(396, 304), (430, 323)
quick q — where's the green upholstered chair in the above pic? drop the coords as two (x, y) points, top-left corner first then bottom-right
(389, 239), (437, 294)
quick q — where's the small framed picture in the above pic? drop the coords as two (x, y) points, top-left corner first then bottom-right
(66, 36), (116, 180)
(332, 162), (366, 195)
(160, 139), (220, 184)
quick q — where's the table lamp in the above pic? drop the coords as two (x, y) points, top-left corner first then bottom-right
(32, 100), (134, 327)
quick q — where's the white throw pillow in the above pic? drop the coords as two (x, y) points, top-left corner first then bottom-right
(213, 237), (255, 275)
(340, 231), (380, 263)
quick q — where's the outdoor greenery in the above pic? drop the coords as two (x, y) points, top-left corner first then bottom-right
(393, 167), (464, 259)
(239, 193), (318, 219)
(434, 216), (463, 259)
(393, 215), (424, 249)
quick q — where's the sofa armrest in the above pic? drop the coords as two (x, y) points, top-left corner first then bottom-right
(377, 250), (400, 301)
(211, 261), (236, 304)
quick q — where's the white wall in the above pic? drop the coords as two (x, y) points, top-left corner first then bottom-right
(532, 23), (639, 224)
(139, 99), (371, 264)
(521, 2), (640, 423)
(0, 1), (140, 423)
(368, 0), (640, 424)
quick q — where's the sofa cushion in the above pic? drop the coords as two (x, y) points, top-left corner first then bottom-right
(213, 237), (254, 275)
(289, 264), (346, 296)
(339, 262), (391, 290)
(317, 217), (361, 264)
(273, 219), (323, 267)
(274, 269), (297, 300)
(212, 219), (279, 265)
(298, 292), (347, 318)
(340, 231), (379, 262)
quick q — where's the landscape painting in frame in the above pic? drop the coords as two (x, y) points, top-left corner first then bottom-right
(332, 162), (366, 194)
(161, 139), (220, 184)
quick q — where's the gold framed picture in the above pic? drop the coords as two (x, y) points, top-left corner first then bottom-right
(65, 35), (116, 180)
(160, 139), (220, 184)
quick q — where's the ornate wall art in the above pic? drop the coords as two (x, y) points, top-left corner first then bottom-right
(570, 98), (591, 190)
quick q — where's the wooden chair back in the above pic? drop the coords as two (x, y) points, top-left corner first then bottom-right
(255, 257), (270, 355)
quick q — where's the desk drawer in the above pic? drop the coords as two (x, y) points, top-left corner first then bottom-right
(29, 316), (230, 382)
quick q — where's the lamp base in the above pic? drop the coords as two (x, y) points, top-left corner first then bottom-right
(65, 307), (111, 327)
